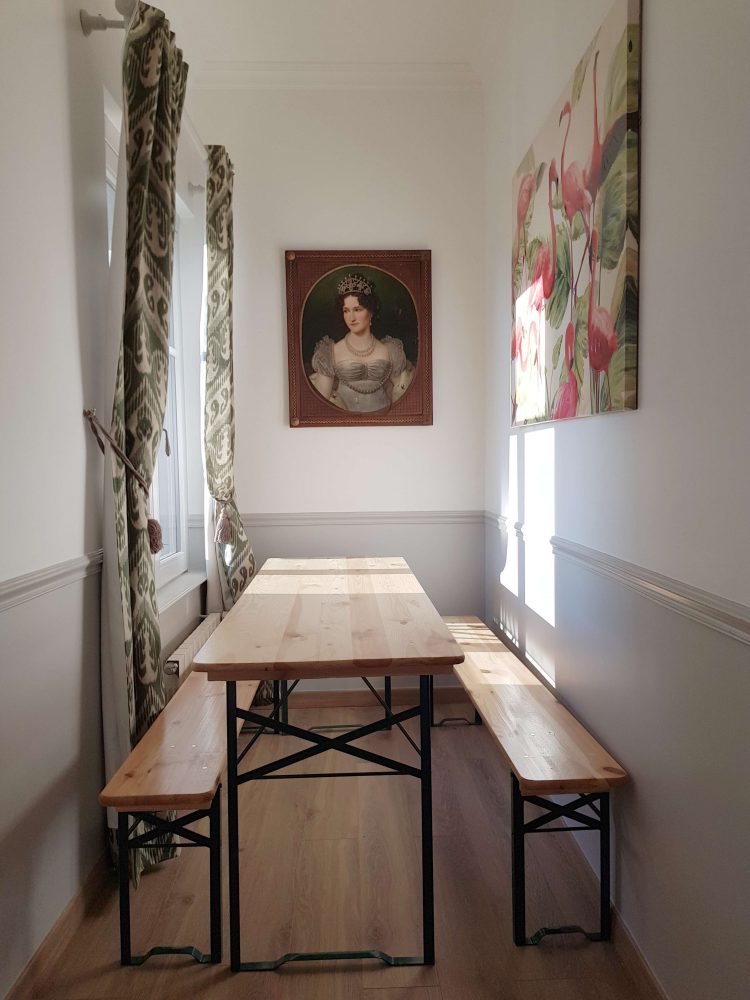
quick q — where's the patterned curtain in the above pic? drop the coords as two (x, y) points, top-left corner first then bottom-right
(101, 2), (187, 882)
(204, 147), (272, 702)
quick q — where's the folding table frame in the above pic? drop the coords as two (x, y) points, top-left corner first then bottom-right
(225, 675), (435, 971)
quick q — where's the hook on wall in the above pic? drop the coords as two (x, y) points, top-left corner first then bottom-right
(80, 1), (136, 35)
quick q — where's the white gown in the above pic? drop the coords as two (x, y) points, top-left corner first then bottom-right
(311, 336), (409, 413)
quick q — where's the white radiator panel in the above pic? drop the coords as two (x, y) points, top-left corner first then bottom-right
(163, 612), (222, 697)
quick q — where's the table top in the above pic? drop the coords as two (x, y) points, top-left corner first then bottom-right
(192, 556), (465, 681)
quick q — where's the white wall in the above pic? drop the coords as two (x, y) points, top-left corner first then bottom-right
(481, 2), (750, 998)
(188, 82), (486, 517)
(482, 0), (750, 607)
(0, 3), (123, 994)
(0, 1), (120, 581)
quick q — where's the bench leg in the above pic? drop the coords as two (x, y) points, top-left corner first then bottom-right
(429, 674), (482, 728)
(116, 795), (222, 965)
(510, 774), (613, 945)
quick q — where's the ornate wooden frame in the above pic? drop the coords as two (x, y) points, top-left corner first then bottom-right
(285, 249), (432, 427)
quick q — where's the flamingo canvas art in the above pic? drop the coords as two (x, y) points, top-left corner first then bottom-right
(511, 0), (640, 425)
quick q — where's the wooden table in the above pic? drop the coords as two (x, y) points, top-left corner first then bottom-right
(193, 556), (464, 972)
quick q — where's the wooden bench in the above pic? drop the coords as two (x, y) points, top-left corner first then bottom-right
(443, 616), (628, 946)
(100, 671), (258, 966)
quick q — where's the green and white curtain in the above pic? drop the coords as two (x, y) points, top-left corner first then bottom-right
(101, 2), (187, 881)
(204, 147), (257, 605)
(204, 147), (271, 702)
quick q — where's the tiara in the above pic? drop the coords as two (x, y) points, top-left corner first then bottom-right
(337, 273), (373, 296)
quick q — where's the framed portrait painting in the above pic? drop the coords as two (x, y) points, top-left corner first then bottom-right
(285, 249), (432, 427)
(511, 0), (641, 425)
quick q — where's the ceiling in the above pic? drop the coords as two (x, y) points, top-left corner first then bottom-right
(164, 0), (489, 81)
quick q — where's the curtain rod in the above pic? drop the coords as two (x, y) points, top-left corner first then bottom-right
(80, 0), (135, 35)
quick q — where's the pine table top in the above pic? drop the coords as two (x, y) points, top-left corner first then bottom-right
(193, 556), (464, 682)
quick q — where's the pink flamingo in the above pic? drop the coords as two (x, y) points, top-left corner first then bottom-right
(529, 159), (559, 312)
(588, 230), (618, 408)
(559, 102), (592, 241)
(512, 172), (536, 277)
(552, 322), (578, 420)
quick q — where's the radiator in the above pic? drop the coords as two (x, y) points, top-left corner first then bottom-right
(163, 612), (222, 697)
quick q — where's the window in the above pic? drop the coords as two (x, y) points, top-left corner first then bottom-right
(104, 89), (120, 264)
(105, 100), (190, 590)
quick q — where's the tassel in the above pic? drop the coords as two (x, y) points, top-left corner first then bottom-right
(148, 518), (163, 554)
(215, 502), (232, 544)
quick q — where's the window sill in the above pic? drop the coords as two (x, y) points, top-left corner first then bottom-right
(158, 570), (207, 613)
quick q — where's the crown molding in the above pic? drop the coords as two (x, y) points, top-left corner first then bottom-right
(550, 536), (750, 647)
(0, 551), (103, 614)
(242, 510), (485, 529)
(191, 60), (481, 93)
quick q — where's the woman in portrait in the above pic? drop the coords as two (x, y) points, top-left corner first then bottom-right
(310, 273), (414, 413)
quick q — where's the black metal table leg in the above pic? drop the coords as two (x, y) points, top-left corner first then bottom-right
(419, 675), (435, 964)
(209, 787), (222, 963)
(384, 675), (392, 729)
(511, 773), (527, 945)
(600, 793), (611, 940)
(226, 681), (241, 971)
(118, 811), (131, 965)
(281, 680), (289, 725)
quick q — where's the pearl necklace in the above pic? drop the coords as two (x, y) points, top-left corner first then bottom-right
(345, 333), (376, 358)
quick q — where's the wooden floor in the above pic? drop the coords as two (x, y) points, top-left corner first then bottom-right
(17, 704), (654, 1000)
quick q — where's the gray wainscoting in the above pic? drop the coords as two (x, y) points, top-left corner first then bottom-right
(0, 563), (103, 999)
(485, 518), (750, 1000)
(242, 510), (486, 615)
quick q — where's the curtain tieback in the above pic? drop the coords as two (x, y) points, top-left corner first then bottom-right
(214, 497), (234, 545)
(84, 408), (164, 554)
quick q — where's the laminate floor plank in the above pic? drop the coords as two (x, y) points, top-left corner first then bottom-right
(514, 974), (643, 1000)
(362, 989), (442, 1000)
(21, 705), (651, 1000)
(358, 771), (437, 991)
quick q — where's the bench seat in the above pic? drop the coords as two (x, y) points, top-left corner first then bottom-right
(443, 616), (629, 946)
(101, 673), (259, 811)
(443, 616), (627, 796)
